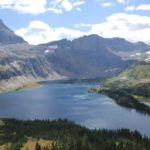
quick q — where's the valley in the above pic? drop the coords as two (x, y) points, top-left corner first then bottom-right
(0, 83), (149, 136)
(1, 20), (150, 92)
(0, 19), (150, 150)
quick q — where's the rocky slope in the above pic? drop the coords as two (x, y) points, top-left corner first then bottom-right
(103, 62), (150, 88)
(38, 36), (132, 78)
(0, 20), (63, 92)
(0, 20), (25, 44)
(0, 20), (150, 92)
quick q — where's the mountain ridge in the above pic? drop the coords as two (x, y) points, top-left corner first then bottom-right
(102, 62), (150, 88)
(0, 20), (25, 44)
(0, 19), (150, 92)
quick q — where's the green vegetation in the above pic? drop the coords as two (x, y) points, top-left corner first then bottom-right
(0, 119), (150, 150)
(96, 62), (150, 114)
(98, 88), (150, 115)
(104, 62), (150, 88)
(123, 83), (150, 100)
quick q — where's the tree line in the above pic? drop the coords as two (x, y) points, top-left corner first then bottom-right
(0, 119), (150, 150)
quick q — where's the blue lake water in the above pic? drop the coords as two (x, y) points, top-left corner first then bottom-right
(0, 83), (150, 136)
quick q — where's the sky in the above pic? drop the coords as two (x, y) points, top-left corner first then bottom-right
(0, 0), (150, 45)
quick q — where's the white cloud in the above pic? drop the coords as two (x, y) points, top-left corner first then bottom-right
(116, 0), (126, 4)
(0, 0), (47, 14)
(61, 0), (73, 11)
(15, 21), (58, 44)
(76, 7), (82, 11)
(73, 0), (85, 7)
(125, 6), (135, 11)
(48, 0), (85, 13)
(0, 0), (85, 14)
(136, 4), (150, 11)
(98, 0), (128, 6)
(15, 13), (150, 45)
(89, 13), (150, 44)
(74, 23), (92, 28)
(125, 4), (150, 11)
(55, 27), (85, 39)
(102, 2), (112, 7)
(15, 20), (85, 45)
(48, 7), (62, 14)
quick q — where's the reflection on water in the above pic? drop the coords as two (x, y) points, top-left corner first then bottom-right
(143, 102), (150, 107)
(0, 83), (150, 136)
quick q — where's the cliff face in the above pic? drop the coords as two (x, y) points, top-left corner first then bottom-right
(0, 21), (150, 92)
(0, 20), (65, 92)
(41, 36), (130, 78)
(0, 43), (63, 91)
(0, 20), (25, 44)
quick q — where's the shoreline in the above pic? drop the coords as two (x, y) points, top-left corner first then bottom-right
(0, 77), (67, 94)
(0, 77), (103, 94)
(15, 82), (41, 92)
(95, 87), (150, 115)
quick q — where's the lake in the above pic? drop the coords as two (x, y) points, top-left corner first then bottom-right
(0, 83), (150, 136)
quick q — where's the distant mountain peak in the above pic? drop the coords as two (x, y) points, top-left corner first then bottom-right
(74, 34), (103, 41)
(0, 19), (26, 44)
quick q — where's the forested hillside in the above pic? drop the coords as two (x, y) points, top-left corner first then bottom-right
(0, 119), (150, 150)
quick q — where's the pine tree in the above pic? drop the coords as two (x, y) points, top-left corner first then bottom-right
(35, 142), (41, 150)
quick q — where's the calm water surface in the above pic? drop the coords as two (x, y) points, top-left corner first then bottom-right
(0, 83), (149, 136)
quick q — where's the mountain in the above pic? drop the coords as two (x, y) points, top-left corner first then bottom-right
(0, 21), (62, 91)
(0, 20), (150, 92)
(0, 20), (25, 44)
(104, 37), (150, 52)
(103, 62), (150, 88)
(99, 61), (150, 103)
(38, 35), (132, 78)
(38, 34), (150, 78)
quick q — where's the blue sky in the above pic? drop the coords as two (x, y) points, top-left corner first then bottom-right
(0, 0), (150, 44)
